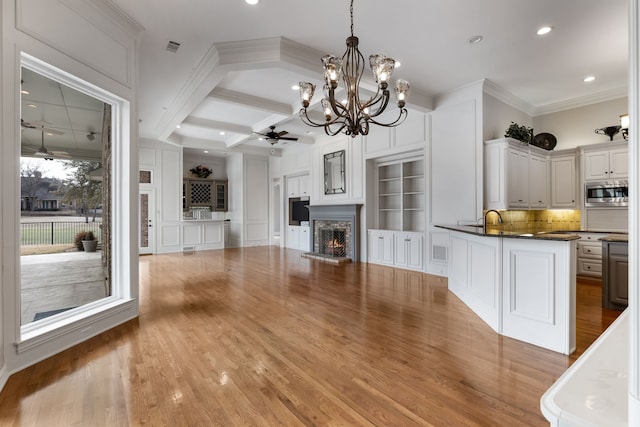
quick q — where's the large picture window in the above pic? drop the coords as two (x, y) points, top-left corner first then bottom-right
(18, 53), (133, 343)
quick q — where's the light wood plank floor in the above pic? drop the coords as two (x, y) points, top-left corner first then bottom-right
(0, 247), (621, 426)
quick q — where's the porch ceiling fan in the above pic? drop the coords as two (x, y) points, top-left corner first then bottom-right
(21, 120), (70, 160)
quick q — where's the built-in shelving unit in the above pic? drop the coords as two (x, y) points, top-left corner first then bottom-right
(377, 157), (425, 232)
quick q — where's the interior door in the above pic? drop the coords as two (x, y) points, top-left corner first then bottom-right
(139, 189), (155, 254)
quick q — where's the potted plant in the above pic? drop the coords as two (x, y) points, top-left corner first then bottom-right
(189, 165), (212, 179)
(78, 231), (98, 252)
(504, 121), (533, 144)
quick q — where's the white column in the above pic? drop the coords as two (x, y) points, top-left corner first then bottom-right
(629, 0), (640, 423)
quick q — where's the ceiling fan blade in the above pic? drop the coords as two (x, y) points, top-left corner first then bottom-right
(278, 136), (298, 141)
(277, 131), (289, 137)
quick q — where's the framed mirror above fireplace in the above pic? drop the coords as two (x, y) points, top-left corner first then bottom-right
(324, 150), (346, 195)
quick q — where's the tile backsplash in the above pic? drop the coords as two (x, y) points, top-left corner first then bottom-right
(485, 210), (581, 231)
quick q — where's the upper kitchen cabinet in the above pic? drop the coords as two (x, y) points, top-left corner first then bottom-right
(549, 150), (577, 208)
(484, 138), (549, 210)
(582, 141), (628, 181)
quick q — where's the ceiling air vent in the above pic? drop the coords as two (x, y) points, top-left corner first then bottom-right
(165, 40), (181, 53)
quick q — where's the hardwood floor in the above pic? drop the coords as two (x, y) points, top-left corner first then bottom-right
(0, 247), (621, 426)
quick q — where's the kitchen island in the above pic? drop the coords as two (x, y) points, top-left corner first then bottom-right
(436, 224), (580, 354)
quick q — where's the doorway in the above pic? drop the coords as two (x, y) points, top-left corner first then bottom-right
(139, 189), (155, 254)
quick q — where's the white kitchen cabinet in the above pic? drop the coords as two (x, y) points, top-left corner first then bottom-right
(583, 146), (628, 181)
(485, 138), (549, 210)
(287, 225), (310, 251)
(507, 148), (529, 207)
(394, 232), (423, 270)
(550, 154), (577, 208)
(367, 229), (395, 265)
(576, 232), (602, 278)
(287, 174), (309, 197)
(529, 153), (548, 208)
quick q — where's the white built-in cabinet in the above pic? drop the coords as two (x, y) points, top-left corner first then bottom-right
(394, 232), (423, 270)
(286, 225), (310, 251)
(485, 138), (549, 210)
(583, 145), (628, 181)
(368, 230), (395, 265)
(376, 157), (425, 232)
(287, 174), (309, 197)
(550, 153), (577, 208)
(369, 155), (425, 271)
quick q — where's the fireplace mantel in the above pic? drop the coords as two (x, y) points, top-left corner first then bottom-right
(307, 204), (362, 262)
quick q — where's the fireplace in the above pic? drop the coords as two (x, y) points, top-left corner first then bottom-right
(319, 227), (347, 257)
(304, 204), (362, 262)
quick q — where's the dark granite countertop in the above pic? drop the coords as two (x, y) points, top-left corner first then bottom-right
(435, 224), (581, 241)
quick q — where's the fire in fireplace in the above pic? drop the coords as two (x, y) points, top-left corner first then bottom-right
(319, 228), (347, 257)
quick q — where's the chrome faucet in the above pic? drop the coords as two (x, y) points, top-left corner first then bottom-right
(484, 209), (503, 228)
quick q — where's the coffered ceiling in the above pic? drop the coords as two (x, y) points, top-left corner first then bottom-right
(25, 0), (630, 159)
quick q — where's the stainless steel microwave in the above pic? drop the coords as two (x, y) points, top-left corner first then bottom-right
(585, 180), (629, 207)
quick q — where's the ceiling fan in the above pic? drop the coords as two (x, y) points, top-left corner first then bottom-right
(253, 126), (299, 145)
(21, 121), (70, 160)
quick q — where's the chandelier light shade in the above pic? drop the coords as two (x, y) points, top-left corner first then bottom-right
(298, 0), (409, 138)
(620, 114), (629, 140)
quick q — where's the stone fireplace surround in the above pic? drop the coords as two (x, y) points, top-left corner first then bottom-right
(306, 204), (362, 262)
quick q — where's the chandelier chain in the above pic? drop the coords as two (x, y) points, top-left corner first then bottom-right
(350, 0), (354, 37)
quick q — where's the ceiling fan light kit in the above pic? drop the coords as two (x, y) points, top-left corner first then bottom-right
(298, 0), (409, 138)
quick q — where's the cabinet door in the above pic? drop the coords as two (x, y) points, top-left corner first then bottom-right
(609, 148), (628, 179)
(508, 150), (529, 207)
(298, 226), (310, 252)
(298, 174), (309, 197)
(608, 254), (628, 306)
(369, 231), (393, 265)
(214, 181), (228, 211)
(584, 151), (609, 180)
(368, 231), (382, 263)
(287, 226), (299, 249)
(287, 176), (299, 197)
(528, 154), (548, 208)
(406, 234), (424, 270)
(550, 156), (576, 208)
(380, 232), (394, 264)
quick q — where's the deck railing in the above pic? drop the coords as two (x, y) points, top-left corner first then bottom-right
(20, 221), (102, 246)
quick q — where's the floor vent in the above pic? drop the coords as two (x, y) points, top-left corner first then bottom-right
(165, 40), (181, 53)
(182, 246), (195, 254)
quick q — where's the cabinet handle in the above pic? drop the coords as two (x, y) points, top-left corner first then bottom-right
(572, 200), (575, 203)
(587, 266), (591, 269)
(610, 170), (614, 174)
(405, 239), (410, 242)
(378, 236), (384, 239)
(587, 249), (591, 253)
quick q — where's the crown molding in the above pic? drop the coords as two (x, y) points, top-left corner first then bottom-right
(483, 79), (535, 116)
(209, 87), (293, 116)
(531, 87), (628, 116)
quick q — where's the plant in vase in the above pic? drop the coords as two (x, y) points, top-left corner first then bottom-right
(75, 231), (98, 252)
(190, 165), (212, 179)
(504, 121), (533, 144)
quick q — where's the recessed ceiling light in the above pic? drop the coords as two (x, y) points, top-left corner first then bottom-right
(20, 90), (29, 95)
(27, 104), (37, 108)
(245, 0), (259, 4)
(395, 61), (401, 68)
(584, 76), (596, 83)
(536, 26), (554, 36)
(219, 131), (225, 135)
(176, 124), (181, 129)
(291, 84), (300, 90)
(204, 150), (209, 154)
(467, 35), (483, 45)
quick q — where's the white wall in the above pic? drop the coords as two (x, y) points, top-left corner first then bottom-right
(183, 154), (226, 180)
(483, 93), (533, 141)
(1, 0), (141, 391)
(534, 97), (628, 150)
(226, 152), (244, 247)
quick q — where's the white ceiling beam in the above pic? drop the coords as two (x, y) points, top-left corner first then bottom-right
(208, 87), (293, 117)
(182, 116), (253, 135)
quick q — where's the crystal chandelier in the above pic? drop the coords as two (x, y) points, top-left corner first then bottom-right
(298, 0), (409, 138)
